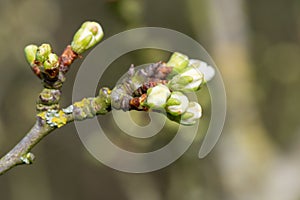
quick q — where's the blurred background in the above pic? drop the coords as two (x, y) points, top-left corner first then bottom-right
(1, 0), (300, 199)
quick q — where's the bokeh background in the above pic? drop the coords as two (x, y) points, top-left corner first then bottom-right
(1, 0), (300, 199)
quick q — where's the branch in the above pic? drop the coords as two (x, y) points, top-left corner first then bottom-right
(0, 21), (214, 176)
(0, 62), (171, 175)
(0, 87), (112, 175)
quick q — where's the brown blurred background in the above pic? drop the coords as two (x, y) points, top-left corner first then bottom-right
(1, 0), (300, 199)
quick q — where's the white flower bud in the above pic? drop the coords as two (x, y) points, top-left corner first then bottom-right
(180, 102), (202, 125)
(189, 59), (215, 82)
(168, 66), (204, 92)
(146, 84), (171, 110)
(166, 91), (189, 116)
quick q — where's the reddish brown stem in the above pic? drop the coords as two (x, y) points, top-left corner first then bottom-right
(59, 45), (78, 73)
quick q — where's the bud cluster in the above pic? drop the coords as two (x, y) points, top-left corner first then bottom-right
(24, 21), (104, 82)
(144, 52), (215, 125)
(144, 83), (202, 125)
(24, 43), (59, 79)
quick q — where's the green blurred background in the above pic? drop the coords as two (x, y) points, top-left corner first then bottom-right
(1, 0), (300, 199)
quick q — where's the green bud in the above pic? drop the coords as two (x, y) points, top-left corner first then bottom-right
(166, 91), (189, 116)
(146, 84), (171, 110)
(20, 152), (35, 165)
(44, 53), (59, 70)
(189, 59), (215, 82)
(71, 21), (104, 54)
(36, 43), (52, 63)
(24, 44), (38, 65)
(180, 102), (202, 125)
(168, 66), (204, 92)
(166, 52), (189, 73)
